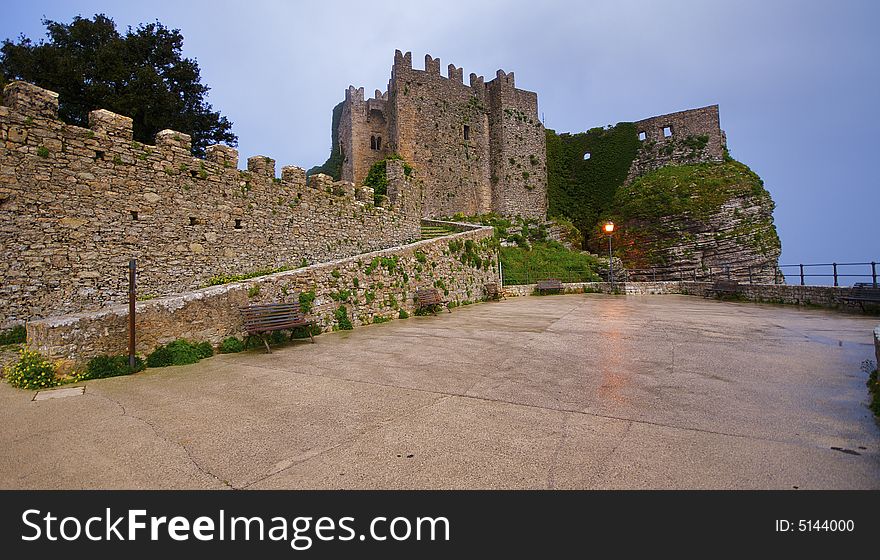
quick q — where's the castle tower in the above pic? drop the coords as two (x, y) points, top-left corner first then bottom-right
(331, 51), (547, 219)
(340, 86), (390, 186)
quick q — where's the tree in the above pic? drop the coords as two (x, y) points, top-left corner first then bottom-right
(0, 14), (236, 157)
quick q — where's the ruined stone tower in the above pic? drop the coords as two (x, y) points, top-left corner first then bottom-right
(336, 50), (547, 219)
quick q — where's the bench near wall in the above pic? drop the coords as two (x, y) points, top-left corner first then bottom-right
(27, 224), (499, 364)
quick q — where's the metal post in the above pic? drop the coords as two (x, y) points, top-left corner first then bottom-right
(128, 259), (136, 370)
(608, 235), (614, 290)
(799, 264), (805, 286)
(832, 262), (838, 287)
(872, 261), (877, 288)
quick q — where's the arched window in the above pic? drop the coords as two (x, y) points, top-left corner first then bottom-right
(370, 136), (376, 150)
(376, 136), (382, 150)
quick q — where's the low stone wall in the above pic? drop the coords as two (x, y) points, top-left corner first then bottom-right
(503, 280), (872, 313)
(27, 224), (499, 362)
(503, 281), (684, 297)
(874, 325), (880, 368)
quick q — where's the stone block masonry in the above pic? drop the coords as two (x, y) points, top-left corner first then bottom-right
(626, 105), (726, 184)
(0, 82), (422, 326)
(336, 51), (547, 220)
(27, 222), (499, 362)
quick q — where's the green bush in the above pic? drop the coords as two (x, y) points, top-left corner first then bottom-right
(299, 291), (316, 314)
(291, 324), (322, 339)
(146, 339), (208, 368)
(3, 348), (58, 389)
(0, 325), (26, 345)
(195, 341), (214, 359)
(219, 337), (245, 353)
(82, 354), (145, 379)
(398, 309), (409, 319)
(334, 306), (353, 331)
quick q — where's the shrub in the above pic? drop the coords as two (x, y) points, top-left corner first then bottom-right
(195, 342), (214, 359)
(146, 339), (207, 368)
(0, 325), (26, 345)
(4, 348), (58, 389)
(219, 337), (245, 353)
(372, 316), (390, 324)
(398, 309), (409, 319)
(81, 354), (145, 380)
(334, 306), (353, 331)
(299, 291), (316, 314)
(291, 324), (322, 339)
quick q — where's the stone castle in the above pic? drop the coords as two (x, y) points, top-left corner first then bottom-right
(337, 50), (547, 219)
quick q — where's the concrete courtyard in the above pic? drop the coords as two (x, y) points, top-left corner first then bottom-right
(1, 294), (878, 489)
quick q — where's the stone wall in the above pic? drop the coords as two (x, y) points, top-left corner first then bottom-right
(333, 51), (546, 219)
(27, 223), (499, 362)
(626, 105), (726, 184)
(0, 82), (422, 326)
(503, 280), (874, 314)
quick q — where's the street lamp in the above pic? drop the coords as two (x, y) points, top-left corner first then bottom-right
(603, 222), (615, 290)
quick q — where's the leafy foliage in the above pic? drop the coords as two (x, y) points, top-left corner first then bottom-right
(501, 241), (602, 285)
(307, 102), (344, 180)
(0, 14), (236, 157)
(0, 325), (26, 345)
(545, 123), (641, 246)
(3, 348), (58, 389)
(80, 354), (145, 379)
(334, 306), (353, 331)
(363, 154), (413, 205)
(146, 339), (211, 368)
(219, 336), (245, 354)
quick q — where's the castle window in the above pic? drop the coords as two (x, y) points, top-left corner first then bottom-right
(234, 219), (242, 230)
(638, 131), (647, 141)
(663, 126), (673, 138)
(376, 136), (382, 150)
(370, 136), (376, 150)
(583, 152), (591, 160)
(463, 125), (470, 140)
(189, 217), (198, 226)
(130, 211), (138, 221)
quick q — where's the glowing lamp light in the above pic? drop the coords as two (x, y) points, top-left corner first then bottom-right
(604, 222), (615, 234)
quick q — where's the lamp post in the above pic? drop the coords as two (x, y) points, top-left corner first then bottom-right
(604, 222), (615, 290)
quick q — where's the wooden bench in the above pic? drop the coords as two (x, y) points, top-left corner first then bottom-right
(485, 282), (504, 301)
(840, 282), (880, 310)
(416, 288), (448, 315)
(536, 279), (563, 294)
(706, 279), (741, 298)
(240, 301), (315, 353)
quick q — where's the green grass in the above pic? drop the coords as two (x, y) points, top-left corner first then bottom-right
(420, 225), (454, 240)
(501, 241), (602, 285)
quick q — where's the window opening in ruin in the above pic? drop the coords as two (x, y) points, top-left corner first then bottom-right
(94, 150), (105, 160)
(234, 219), (242, 229)
(583, 152), (591, 160)
(376, 136), (382, 150)
(370, 136), (376, 150)
(638, 131), (647, 141)
(189, 217), (198, 226)
(190, 170), (198, 178)
(464, 125), (470, 140)
(663, 126), (673, 138)
(130, 211), (138, 220)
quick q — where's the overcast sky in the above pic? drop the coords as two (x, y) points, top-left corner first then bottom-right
(3, 0), (878, 267)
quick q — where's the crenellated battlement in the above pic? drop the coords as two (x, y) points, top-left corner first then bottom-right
(0, 80), (422, 324)
(330, 51), (546, 219)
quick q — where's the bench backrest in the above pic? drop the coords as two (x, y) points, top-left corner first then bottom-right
(850, 284), (880, 298)
(713, 279), (740, 290)
(240, 302), (306, 332)
(416, 288), (442, 305)
(537, 279), (562, 290)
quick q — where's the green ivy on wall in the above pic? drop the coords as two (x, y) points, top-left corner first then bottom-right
(307, 101), (345, 180)
(363, 153), (413, 205)
(545, 123), (640, 247)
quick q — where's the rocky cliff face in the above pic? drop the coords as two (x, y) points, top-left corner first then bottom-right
(593, 158), (781, 282)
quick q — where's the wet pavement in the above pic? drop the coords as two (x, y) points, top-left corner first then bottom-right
(1, 294), (878, 489)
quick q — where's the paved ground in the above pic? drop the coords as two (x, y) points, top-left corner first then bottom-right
(1, 294), (878, 489)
